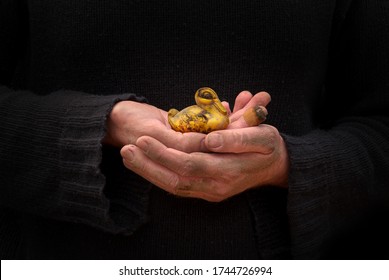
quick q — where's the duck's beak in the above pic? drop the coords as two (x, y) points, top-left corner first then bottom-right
(213, 99), (228, 115)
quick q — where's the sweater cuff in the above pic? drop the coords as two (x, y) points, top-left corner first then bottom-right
(282, 130), (370, 258)
(57, 91), (150, 234)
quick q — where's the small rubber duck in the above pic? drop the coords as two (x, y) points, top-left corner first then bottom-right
(168, 87), (229, 134)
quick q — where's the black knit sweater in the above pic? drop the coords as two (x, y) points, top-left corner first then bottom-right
(1, 0), (389, 259)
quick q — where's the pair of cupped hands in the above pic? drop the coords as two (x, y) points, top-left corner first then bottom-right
(104, 91), (289, 202)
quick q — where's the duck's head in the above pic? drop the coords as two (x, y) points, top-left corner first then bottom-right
(195, 87), (227, 115)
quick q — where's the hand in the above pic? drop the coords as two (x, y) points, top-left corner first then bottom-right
(121, 124), (289, 202)
(103, 101), (206, 152)
(104, 90), (269, 150)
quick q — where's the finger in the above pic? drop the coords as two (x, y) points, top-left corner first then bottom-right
(174, 180), (236, 202)
(205, 125), (279, 154)
(251, 91), (271, 107)
(136, 135), (216, 177)
(228, 106), (268, 129)
(121, 144), (183, 194)
(148, 128), (208, 153)
(134, 136), (258, 201)
(222, 101), (232, 115)
(122, 141), (233, 201)
(139, 110), (208, 153)
(174, 151), (270, 201)
(136, 135), (267, 177)
(233, 91), (252, 112)
(230, 91), (271, 123)
(133, 137), (273, 202)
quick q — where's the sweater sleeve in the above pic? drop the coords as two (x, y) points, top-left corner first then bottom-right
(0, 0), (151, 235)
(0, 87), (150, 234)
(283, 0), (389, 258)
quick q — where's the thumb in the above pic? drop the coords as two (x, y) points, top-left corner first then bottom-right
(205, 126), (278, 154)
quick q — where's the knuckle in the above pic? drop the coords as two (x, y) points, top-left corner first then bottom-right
(264, 124), (278, 139)
(177, 138), (191, 153)
(166, 174), (180, 190)
(180, 138), (193, 152)
(179, 157), (198, 176)
(179, 133), (204, 153)
(139, 159), (149, 173)
(213, 185), (230, 199)
(153, 148), (166, 162)
(252, 125), (279, 154)
(263, 126), (278, 151)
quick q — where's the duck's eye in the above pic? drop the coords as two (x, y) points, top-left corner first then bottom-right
(199, 91), (213, 99)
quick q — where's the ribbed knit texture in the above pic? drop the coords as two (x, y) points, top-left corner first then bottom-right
(1, 0), (389, 259)
(0, 87), (149, 234)
(0, 209), (22, 259)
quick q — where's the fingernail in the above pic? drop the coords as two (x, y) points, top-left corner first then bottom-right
(206, 133), (223, 149)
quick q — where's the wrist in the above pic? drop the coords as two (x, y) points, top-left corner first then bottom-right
(102, 101), (134, 147)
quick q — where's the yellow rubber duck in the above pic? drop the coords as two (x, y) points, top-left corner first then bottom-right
(168, 87), (229, 134)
